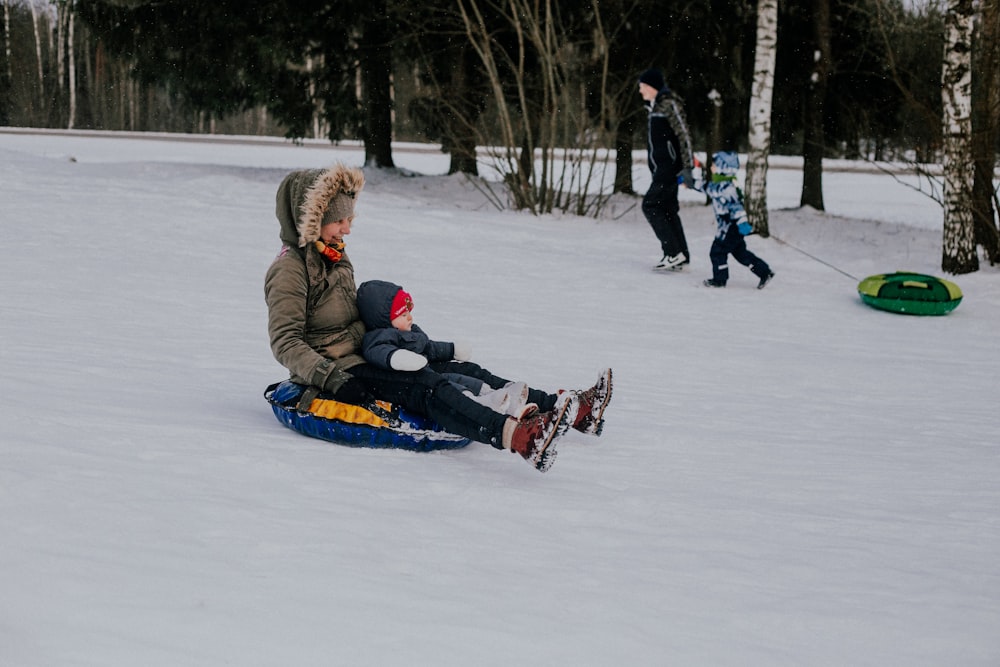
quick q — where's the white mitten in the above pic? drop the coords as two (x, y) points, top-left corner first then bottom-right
(389, 349), (428, 371)
(452, 341), (472, 361)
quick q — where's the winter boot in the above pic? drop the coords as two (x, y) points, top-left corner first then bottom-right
(506, 392), (578, 472)
(703, 278), (726, 288)
(570, 368), (613, 435)
(756, 271), (775, 289)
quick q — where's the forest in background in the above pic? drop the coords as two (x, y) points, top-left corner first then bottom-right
(1, 0), (997, 272)
(0, 1), (961, 158)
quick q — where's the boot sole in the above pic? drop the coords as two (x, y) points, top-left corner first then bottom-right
(530, 393), (577, 472)
(592, 368), (613, 423)
(576, 368), (613, 436)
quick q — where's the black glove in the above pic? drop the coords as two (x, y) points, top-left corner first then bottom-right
(331, 376), (375, 406)
(321, 364), (353, 393)
(680, 167), (695, 188)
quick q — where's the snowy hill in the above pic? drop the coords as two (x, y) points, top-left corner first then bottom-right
(1, 130), (998, 666)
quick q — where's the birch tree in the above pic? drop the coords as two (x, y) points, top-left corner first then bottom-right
(941, 0), (977, 274)
(744, 0), (778, 236)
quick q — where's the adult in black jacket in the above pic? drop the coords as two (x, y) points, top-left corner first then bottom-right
(638, 68), (696, 271)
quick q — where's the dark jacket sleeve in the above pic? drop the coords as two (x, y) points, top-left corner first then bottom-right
(663, 98), (695, 173)
(649, 93), (695, 183)
(361, 324), (454, 369)
(411, 325), (456, 362)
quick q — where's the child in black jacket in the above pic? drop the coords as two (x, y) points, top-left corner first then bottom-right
(356, 279), (533, 417)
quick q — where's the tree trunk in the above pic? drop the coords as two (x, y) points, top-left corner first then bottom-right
(1, 0), (11, 125)
(54, 0), (67, 126)
(46, 7), (55, 123)
(306, 56), (321, 139)
(128, 74), (137, 130)
(93, 38), (105, 128)
(118, 59), (126, 129)
(706, 88), (722, 169)
(57, 2), (66, 96)
(3, 0), (11, 83)
(971, 0), (1000, 264)
(360, 0), (395, 169)
(31, 1), (44, 106)
(745, 0), (779, 237)
(67, 3), (76, 129)
(800, 0), (830, 211)
(613, 115), (636, 195)
(445, 51), (482, 177)
(941, 0), (978, 274)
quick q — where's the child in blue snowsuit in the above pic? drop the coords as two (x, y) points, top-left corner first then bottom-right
(699, 151), (774, 289)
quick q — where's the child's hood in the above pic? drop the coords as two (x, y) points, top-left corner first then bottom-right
(712, 150), (740, 176)
(356, 279), (403, 330)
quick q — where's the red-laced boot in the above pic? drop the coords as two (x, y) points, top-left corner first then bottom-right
(506, 392), (577, 472)
(570, 368), (613, 435)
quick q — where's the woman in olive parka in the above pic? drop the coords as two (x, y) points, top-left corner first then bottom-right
(264, 164), (611, 472)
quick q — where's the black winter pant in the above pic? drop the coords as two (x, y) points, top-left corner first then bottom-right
(344, 361), (557, 449)
(642, 179), (689, 260)
(709, 225), (771, 284)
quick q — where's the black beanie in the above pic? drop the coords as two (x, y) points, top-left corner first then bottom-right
(638, 68), (665, 91)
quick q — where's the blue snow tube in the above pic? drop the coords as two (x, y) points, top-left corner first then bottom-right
(264, 380), (472, 451)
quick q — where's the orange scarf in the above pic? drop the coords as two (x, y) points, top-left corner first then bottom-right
(314, 240), (345, 263)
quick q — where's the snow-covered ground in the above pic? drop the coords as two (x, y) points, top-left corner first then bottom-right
(1, 129), (998, 666)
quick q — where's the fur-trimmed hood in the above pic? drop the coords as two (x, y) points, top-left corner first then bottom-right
(274, 164), (365, 248)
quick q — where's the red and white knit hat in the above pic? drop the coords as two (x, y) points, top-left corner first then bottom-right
(390, 289), (414, 320)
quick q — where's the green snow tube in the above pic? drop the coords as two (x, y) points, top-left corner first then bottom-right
(857, 271), (962, 316)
